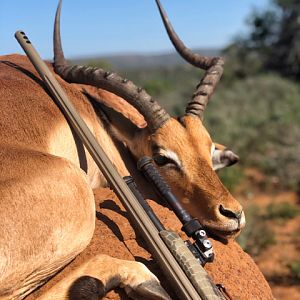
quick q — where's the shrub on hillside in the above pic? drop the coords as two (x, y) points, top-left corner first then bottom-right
(205, 74), (300, 190)
(265, 202), (300, 220)
(288, 261), (300, 280)
(237, 205), (276, 256)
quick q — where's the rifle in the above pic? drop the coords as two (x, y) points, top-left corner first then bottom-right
(15, 30), (225, 300)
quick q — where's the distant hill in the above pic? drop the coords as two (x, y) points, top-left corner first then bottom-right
(73, 48), (220, 70)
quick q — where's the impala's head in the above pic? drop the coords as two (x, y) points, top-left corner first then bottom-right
(53, 0), (245, 238)
(128, 116), (244, 239)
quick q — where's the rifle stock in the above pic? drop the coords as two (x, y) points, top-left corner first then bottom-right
(15, 30), (223, 300)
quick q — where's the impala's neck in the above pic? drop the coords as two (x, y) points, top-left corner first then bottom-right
(86, 114), (135, 189)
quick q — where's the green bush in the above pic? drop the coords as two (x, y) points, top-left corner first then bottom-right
(237, 205), (276, 256)
(86, 59), (113, 70)
(265, 202), (300, 220)
(288, 261), (300, 280)
(218, 165), (244, 192)
(142, 79), (171, 96)
(205, 74), (300, 190)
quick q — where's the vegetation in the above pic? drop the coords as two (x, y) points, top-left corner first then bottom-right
(224, 0), (300, 79)
(237, 205), (276, 256)
(83, 59), (113, 71)
(265, 202), (300, 220)
(288, 260), (300, 280)
(217, 166), (244, 193)
(207, 74), (300, 190)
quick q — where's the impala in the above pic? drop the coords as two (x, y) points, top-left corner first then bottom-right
(0, 0), (245, 299)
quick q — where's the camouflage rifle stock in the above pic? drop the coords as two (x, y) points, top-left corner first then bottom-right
(15, 30), (224, 300)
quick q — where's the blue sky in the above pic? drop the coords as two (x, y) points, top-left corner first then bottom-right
(0, 0), (269, 59)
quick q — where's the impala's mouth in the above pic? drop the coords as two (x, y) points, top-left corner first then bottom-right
(202, 209), (246, 240)
(202, 218), (245, 240)
(205, 227), (242, 240)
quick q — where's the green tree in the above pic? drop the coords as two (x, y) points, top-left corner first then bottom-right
(225, 0), (300, 78)
(270, 0), (300, 77)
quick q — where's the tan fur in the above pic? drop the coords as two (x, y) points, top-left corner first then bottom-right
(80, 85), (147, 129)
(214, 143), (226, 151)
(0, 55), (159, 299)
(36, 255), (158, 300)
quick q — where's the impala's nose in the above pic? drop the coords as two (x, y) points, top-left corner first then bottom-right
(219, 205), (243, 223)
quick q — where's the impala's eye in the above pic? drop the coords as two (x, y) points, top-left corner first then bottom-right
(153, 154), (175, 167)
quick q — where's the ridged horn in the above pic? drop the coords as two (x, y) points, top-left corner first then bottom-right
(155, 0), (224, 120)
(53, 0), (170, 133)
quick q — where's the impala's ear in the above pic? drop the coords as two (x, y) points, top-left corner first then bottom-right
(83, 90), (147, 141)
(212, 143), (239, 171)
(97, 103), (144, 141)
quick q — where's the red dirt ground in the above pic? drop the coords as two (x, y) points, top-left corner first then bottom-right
(28, 188), (273, 300)
(241, 189), (300, 300)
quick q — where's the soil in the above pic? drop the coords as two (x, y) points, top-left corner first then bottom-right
(239, 187), (300, 300)
(28, 188), (273, 300)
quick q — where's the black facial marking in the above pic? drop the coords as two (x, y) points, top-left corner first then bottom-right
(177, 116), (186, 127)
(151, 144), (181, 169)
(151, 143), (162, 154)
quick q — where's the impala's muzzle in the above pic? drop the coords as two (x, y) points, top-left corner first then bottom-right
(205, 204), (246, 238)
(220, 205), (245, 229)
(219, 205), (243, 222)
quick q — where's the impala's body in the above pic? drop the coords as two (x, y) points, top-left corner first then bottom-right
(0, 55), (113, 297)
(0, 1), (245, 299)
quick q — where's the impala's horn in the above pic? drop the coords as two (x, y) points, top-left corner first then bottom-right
(53, 0), (170, 133)
(155, 0), (224, 120)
